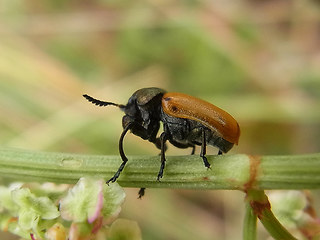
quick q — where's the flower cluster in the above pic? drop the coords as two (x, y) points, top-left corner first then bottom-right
(0, 178), (141, 240)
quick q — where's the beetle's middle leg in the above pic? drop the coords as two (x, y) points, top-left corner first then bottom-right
(148, 122), (167, 152)
(152, 137), (167, 153)
(200, 128), (210, 168)
(157, 132), (168, 180)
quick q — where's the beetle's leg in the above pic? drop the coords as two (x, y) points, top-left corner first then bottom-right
(200, 128), (210, 168)
(138, 188), (145, 199)
(148, 122), (163, 150)
(157, 132), (168, 181)
(218, 150), (223, 155)
(190, 145), (196, 155)
(107, 123), (132, 184)
(153, 137), (168, 153)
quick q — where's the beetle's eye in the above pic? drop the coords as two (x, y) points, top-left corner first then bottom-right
(122, 115), (133, 129)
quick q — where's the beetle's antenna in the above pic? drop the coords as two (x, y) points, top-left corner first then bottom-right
(83, 94), (126, 109)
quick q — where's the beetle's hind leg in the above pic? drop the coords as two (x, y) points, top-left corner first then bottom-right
(157, 132), (168, 181)
(107, 123), (132, 184)
(190, 145), (196, 155)
(200, 128), (210, 168)
(138, 188), (145, 199)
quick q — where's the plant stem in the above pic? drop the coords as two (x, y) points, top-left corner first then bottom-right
(243, 201), (257, 240)
(246, 190), (297, 240)
(0, 147), (320, 190)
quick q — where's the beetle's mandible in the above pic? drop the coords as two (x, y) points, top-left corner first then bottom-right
(83, 87), (240, 183)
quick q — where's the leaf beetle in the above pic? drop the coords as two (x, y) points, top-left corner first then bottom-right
(83, 87), (240, 184)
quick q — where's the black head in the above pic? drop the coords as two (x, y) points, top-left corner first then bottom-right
(83, 88), (166, 140)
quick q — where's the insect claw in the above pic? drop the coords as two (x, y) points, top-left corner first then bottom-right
(106, 176), (117, 185)
(157, 174), (162, 181)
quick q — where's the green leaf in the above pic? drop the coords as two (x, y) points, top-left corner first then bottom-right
(60, 178), (104, 223)
(18, 209), (38, 230)
(0, 183), (22, 214)
(10, 187), (59, 237)
(60, 177), (126, 223)
(102, 182), (126, 220)
(12, 188), (60, 220)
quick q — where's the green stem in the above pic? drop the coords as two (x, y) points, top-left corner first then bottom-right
(0, 147), (315, 239)
(243, 201), (257, 240)
(260, 209), (297, 240)
(0, 147), (320, 190)
(246, 190), (297, 240)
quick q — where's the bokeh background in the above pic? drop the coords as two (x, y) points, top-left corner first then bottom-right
(1, 1), (320, 239)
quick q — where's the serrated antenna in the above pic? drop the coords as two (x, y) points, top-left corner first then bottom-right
(83, 94), (126, 109)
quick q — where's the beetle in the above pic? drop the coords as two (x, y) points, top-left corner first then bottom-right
(83, 87), (240, 184)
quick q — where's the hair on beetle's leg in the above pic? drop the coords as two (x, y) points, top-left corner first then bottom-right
(138, 188), (145, 199)
(200, 128), (210, 168)
(157, 132), (168, 181)
(107, 123), (132, 184)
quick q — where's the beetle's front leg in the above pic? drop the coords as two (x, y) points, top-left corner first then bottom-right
(107, 123), (132, 184)
(200, 128), (210, 168)
(157, 132), (168, 180)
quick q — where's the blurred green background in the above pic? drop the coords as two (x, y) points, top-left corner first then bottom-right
(1, 1), (320, 239)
